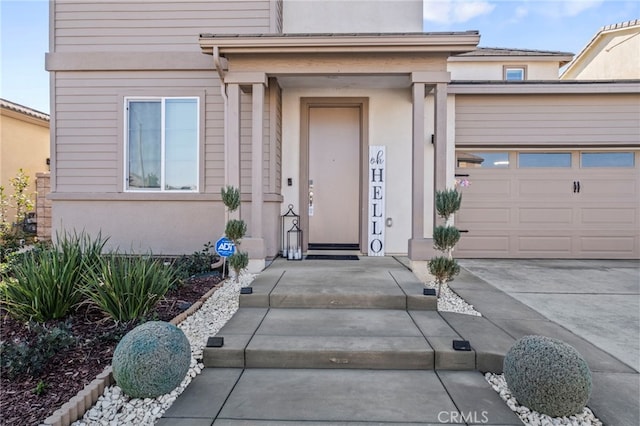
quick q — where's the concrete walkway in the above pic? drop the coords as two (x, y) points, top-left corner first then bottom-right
(159, 257), (639, 426)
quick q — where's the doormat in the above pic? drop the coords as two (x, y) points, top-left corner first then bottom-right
(305, 254), (359, 261)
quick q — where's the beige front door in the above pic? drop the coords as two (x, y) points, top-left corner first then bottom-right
(307, 106), (361, 247)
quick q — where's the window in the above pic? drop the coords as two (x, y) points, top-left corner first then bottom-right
(504, 66), (526, 81)
(126, 97), (199, 191)
(457, 152), (510, 168)
(581, 152), (635, 168)
(518, 153), (571, 168)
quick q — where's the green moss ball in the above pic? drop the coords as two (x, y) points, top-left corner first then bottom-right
(112, 321), (191, 398)
(504, 335), (592, 417)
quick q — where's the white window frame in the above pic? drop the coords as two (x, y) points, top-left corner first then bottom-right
(124, 96), (200, 193)
(503, 66), (527, 81)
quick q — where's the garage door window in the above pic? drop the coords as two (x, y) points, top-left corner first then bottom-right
(518, 153), (571, 168)
(581, 152), (635, 168)
(457, 152), (509, 168)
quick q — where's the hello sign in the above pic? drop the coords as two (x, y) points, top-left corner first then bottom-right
(368, 146), (385, 256)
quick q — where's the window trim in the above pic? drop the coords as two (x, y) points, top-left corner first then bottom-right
(124, 96), (200, 193)
(503, 65), (527, 81)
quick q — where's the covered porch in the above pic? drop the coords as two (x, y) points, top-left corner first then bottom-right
(199, 32), (480, 271)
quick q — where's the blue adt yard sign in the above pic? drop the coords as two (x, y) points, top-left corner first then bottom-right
(215, 237), (235, 257)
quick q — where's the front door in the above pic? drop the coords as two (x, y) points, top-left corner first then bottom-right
(307, 106), (361, 249)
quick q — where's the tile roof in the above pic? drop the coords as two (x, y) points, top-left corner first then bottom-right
(454, 47), (574, 57)
(0, 98), (49, 121)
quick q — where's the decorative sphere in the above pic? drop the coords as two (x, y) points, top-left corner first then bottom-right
(504, 335), (592, 417)
(112, 321), (191, 398)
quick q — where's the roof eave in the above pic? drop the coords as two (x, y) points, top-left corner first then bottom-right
(199, 33), (481, 55)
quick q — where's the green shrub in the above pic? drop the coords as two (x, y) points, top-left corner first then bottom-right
(432, 226), (461, 253)
(0, 321), (76, 379)
(1, 247), (83, 322)
(503, 335), (592, 417)
(435, 188), (462, 220)
(82, 254), (177, 322)
(428, 256), (460, 297)
(112, 321), (191, 398)
(56, 230), (108, 277)
(228, 251), (249, 282)
(220, 186), (240, 212)
(173, 242), (219, 280)
(225, 220), (247, 244)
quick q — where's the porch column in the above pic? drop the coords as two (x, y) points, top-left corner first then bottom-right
(410, 82), (425, 241)
(408, 72), (451, 262)
(251, 82), (265, 240)
(226, 83), (241, 219)
(434, 82), (448, 195)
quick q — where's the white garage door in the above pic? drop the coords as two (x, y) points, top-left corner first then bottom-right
(455, 150), (640, 259)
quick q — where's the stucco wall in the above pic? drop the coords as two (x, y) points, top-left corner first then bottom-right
(281, 86), (437, 255)
(561, 26), (640, 79)
(283, 0), (423, 33)
(448, 61), (561, 80)
(0, 109), (49, 224)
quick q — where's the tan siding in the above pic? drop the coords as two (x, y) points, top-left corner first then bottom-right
(456, 94), (640, 146)
(54, 70), (224, 193)
(55, 1), (272, 52)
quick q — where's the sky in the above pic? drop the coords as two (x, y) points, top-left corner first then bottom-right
(1, 0), (638, 115)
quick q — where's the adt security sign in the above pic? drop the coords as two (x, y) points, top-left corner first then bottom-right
(215, 237), (235, 257)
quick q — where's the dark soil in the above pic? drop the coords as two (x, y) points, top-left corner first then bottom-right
(0, 274), (223, 426)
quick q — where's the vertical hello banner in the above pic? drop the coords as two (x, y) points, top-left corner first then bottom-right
(368, 146), (385, 256)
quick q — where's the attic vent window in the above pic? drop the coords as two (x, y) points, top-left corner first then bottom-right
(504, 66), (526, 81)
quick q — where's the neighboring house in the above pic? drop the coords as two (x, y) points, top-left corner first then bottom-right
(561, 20), (640, 80)
(46, 0), (639, 271)
(0, 99), (50, 231)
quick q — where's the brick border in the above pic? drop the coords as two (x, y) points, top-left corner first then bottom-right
(42, 281), (225, 426)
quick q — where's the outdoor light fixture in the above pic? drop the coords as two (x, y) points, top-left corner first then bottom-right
(207, 337), (224, 348)
(452, 340), (471, 351)
(287, 219), (303, 261)
(281, 204), (300, 258)
(240, 287), (253, 294)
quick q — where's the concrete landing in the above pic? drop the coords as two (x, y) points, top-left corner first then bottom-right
(159, 369), (522, 426)
(240, 257), (436, 310)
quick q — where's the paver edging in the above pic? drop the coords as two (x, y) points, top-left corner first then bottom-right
(41, 280), (225, 426)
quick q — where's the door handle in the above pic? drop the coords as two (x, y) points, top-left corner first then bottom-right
(577, 181), (581, 193)
(573, 181), (577, 193)
(309, 190), (313, 207)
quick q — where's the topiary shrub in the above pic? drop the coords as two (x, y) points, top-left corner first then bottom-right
(112, 321), (191, 398)
(503, 335), (592, 417)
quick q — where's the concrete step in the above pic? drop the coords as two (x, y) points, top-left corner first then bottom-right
(239, 264), (436, 310)
(203, 308), (478, 371)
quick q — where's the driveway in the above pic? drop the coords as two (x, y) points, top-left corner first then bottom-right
(458, 259), (640, 372)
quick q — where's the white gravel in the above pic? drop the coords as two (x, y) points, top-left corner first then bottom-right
(70, 271), (254, 426)
(485, 373), (602, 426)
(424, 281), (482, 316)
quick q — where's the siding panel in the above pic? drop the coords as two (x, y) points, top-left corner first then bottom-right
(55, 0), (273, 52)
(455, 94), (640, 147)
(54, 70), (225, 193)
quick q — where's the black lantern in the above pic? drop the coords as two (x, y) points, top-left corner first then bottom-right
(286, 219), (303, 260)
(281, 204), (299, 258)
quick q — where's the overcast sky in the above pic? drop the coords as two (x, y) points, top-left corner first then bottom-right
(1, 0), (638, 114)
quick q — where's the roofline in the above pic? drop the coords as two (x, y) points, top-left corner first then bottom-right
(449, 54), (574, 66)
(449, 80), (640, 95)
(199, 32), (481, 55)
(0, 98), (50, 122)
(561, 19), (640, 78)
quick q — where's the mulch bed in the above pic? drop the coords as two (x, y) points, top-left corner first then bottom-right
(0, 273), (224, 426)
